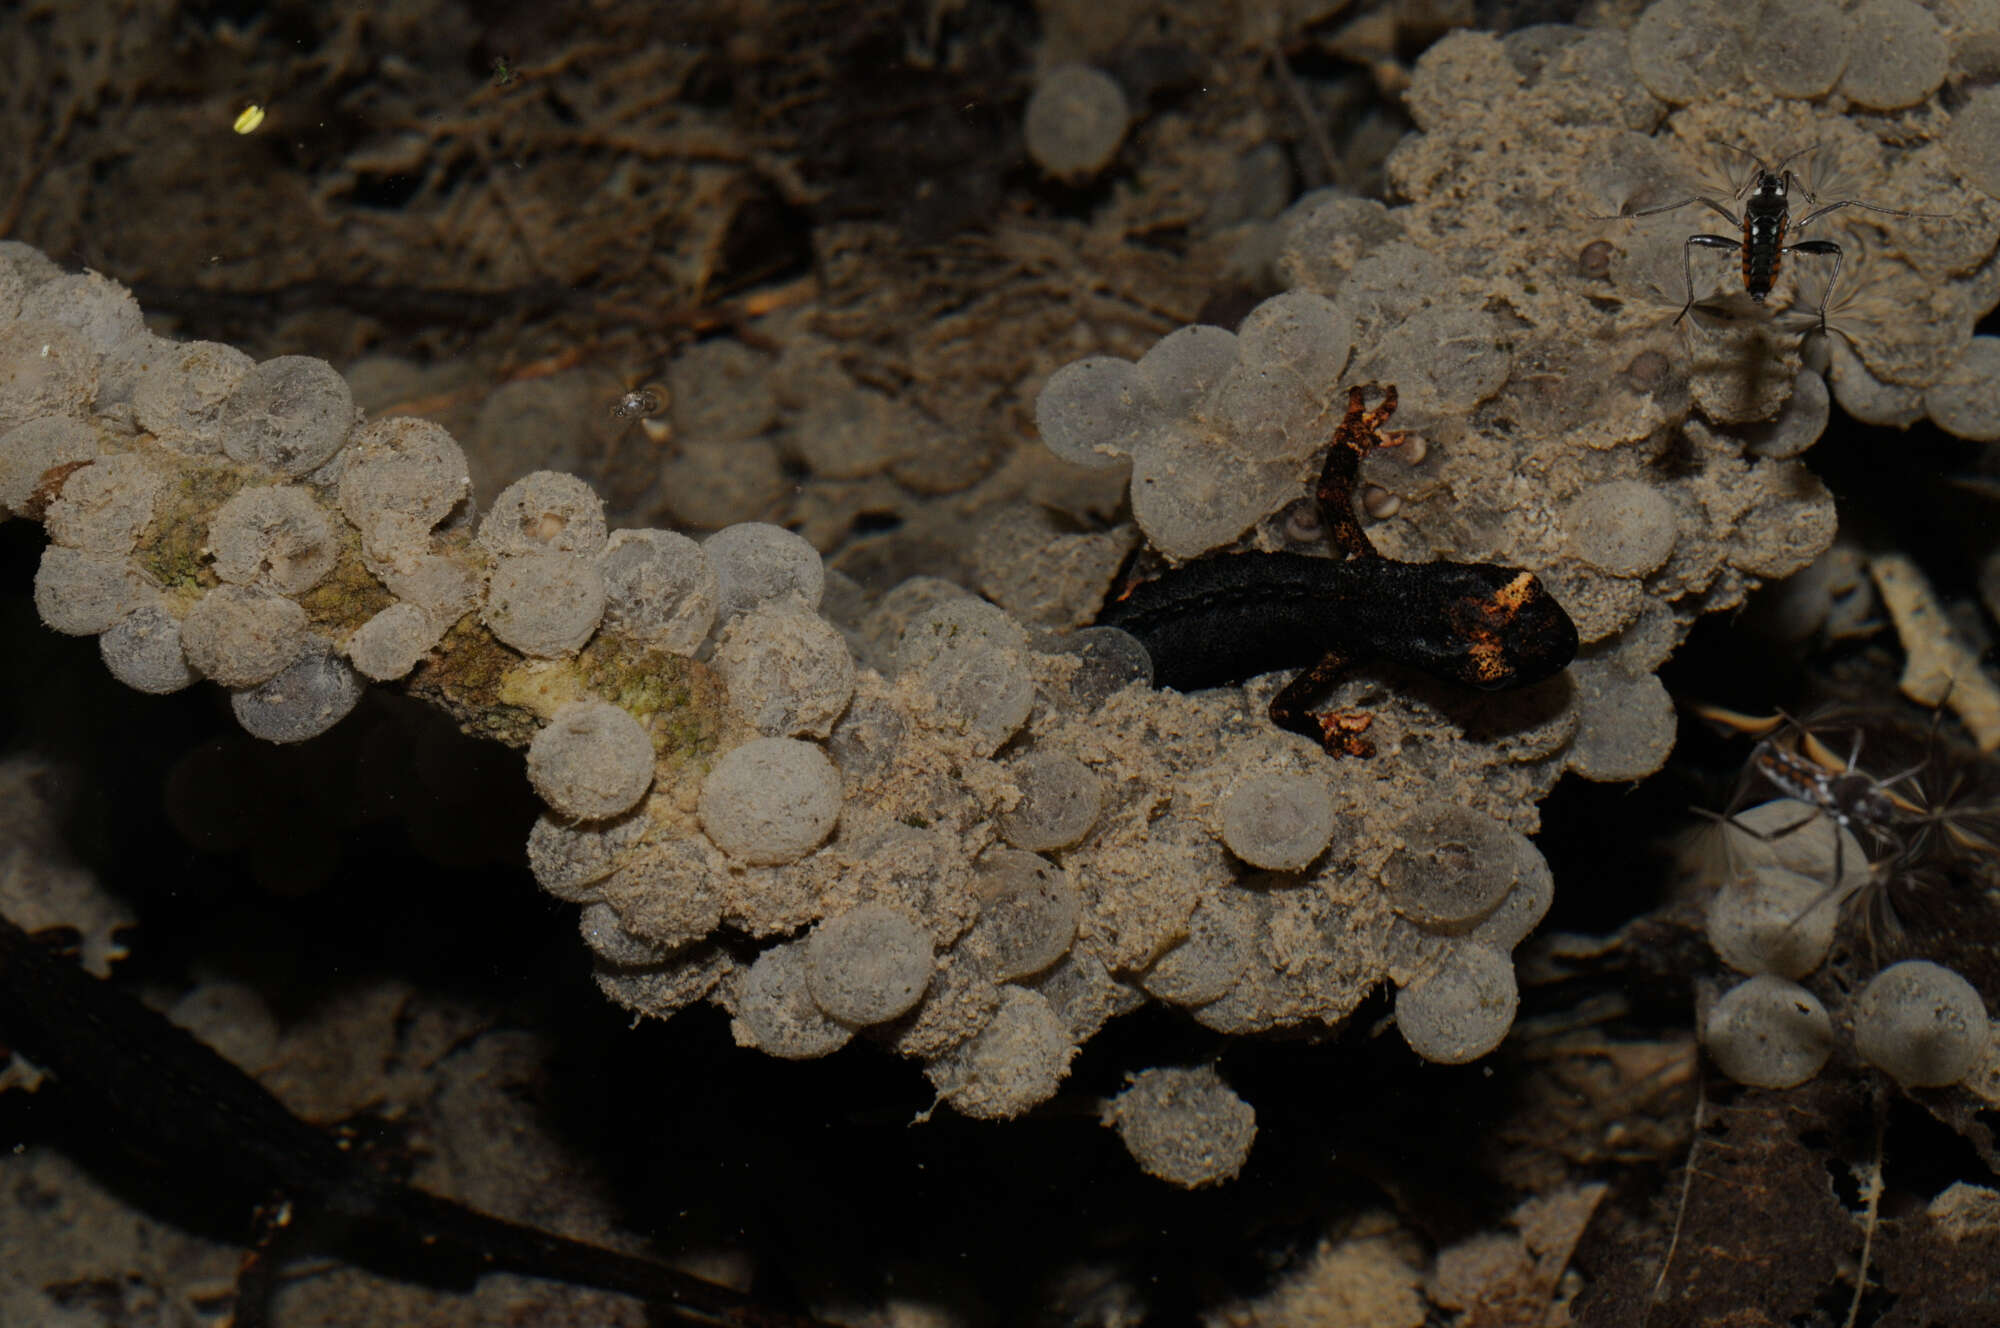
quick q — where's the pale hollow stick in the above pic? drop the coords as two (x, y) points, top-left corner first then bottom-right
(1867, 551), (2000, 750)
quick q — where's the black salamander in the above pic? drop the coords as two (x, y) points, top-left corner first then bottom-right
(0, 910), (827, 1328)
(1098, 384), (1577, 754)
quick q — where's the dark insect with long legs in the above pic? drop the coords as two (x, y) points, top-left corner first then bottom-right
(1691, 700), (2000, 955)
(1593, 145), (1946, 333)
(1692, 704), (1917, 882)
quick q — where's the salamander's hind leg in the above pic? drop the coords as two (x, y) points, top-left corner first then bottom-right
(1270, 647), (1377, 757)
(1316, 384), (1402, 561)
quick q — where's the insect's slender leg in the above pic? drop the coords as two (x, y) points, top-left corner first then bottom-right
(1697, 801), (1858, 934)
(1590, 195), (1745, 225)
(1678, 235), (1741, 324)
(1786, 871), (1852, 929)
(1788, 239), (1842, 333)
(1719, 800), (1864, 930)
(1878, 764), (1933, 818)
(1693, 804), (1823, 845)
(1789, 185), (1950, 230)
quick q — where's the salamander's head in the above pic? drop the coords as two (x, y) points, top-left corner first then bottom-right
(1398, 563), (1578, 690)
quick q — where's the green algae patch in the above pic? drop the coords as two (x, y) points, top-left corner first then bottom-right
(404, 615), (540, 748)
(295, 520), (394, 637)
(576, 634), (733, 768)
(436, 629), (736, 777)
(132, 460), (248, 608)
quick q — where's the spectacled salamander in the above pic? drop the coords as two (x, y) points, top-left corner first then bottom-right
(1097, 385), (1577, 753)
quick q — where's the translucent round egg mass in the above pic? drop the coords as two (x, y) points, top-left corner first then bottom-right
(925, 986), (1076, 1120)
(998, 751), (1105, 853)
(179, 584), (309, 689)
(804, 903), (936, 1026)
(217, 355), (356, 478)
(599, 840), (725, 952)
(703, 522), (825, 620)
(338, 415), (471, 541)
(1379, 806), (1521, 933)
(1703, 974), (1835, 1088)
(346, 602), (440, 682)
(34, 546), (141, 637)
(896, 598), (1036, 754)
(597, 528), (718, 653)
(1926, 338), (2000, 443)
(1139, 894), (1253, 1008)
(697, 737), (842, 866)
(132, 340), (253, 455)
(1022, 64), (1130, 181)
(1034, 356), (1147, 469)
(0, 416), (99, 512)
(99, 604), (195, 695)
(1394, 944), (1520, 1064)
(44, 454), (161, 557)
(965, 850), (1079, 982)
(1565, 479), (1679, 578)
(712, 605), (856, 740)
(526, 700), (656, 822)
(230, 637), (364, 744)
(208, 485), (338, 595)
(527, 809), (647, 903)
(1102, 1066), (1257, 1189)
(1703, 800), (1867, 979)
(733, 940), (853, 1060)
(577, 900), (666, 969)
(0, 321), (96, 435)
(478, 469), (608, 558)
(1217, 771), (1337, 872)
(481, 550), (607, 658)
(1853, 960), (1990, 1088)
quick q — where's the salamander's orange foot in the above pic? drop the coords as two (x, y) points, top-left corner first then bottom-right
(1331, 383), (1399, 460)
(1315, 709), (1376, 759)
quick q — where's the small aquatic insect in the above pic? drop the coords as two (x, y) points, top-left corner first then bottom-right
(610, 382), (668, 422)
(1692, 700), (2000, 954)
(1594, 145), (1944, 333)
(1695, 705), (1918, 868)
(610, 382), (673, 445)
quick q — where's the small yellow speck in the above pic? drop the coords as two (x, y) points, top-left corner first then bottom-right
(233, 104), (266, 135)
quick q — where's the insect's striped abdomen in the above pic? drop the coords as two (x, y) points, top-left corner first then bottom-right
(1742, 207), (1788, 300)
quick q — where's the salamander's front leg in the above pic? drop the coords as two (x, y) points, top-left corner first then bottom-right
(229, 1195), (301, 1328)
(1316, 384), (1403, 561)
(1269, 647), (1376, 758)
